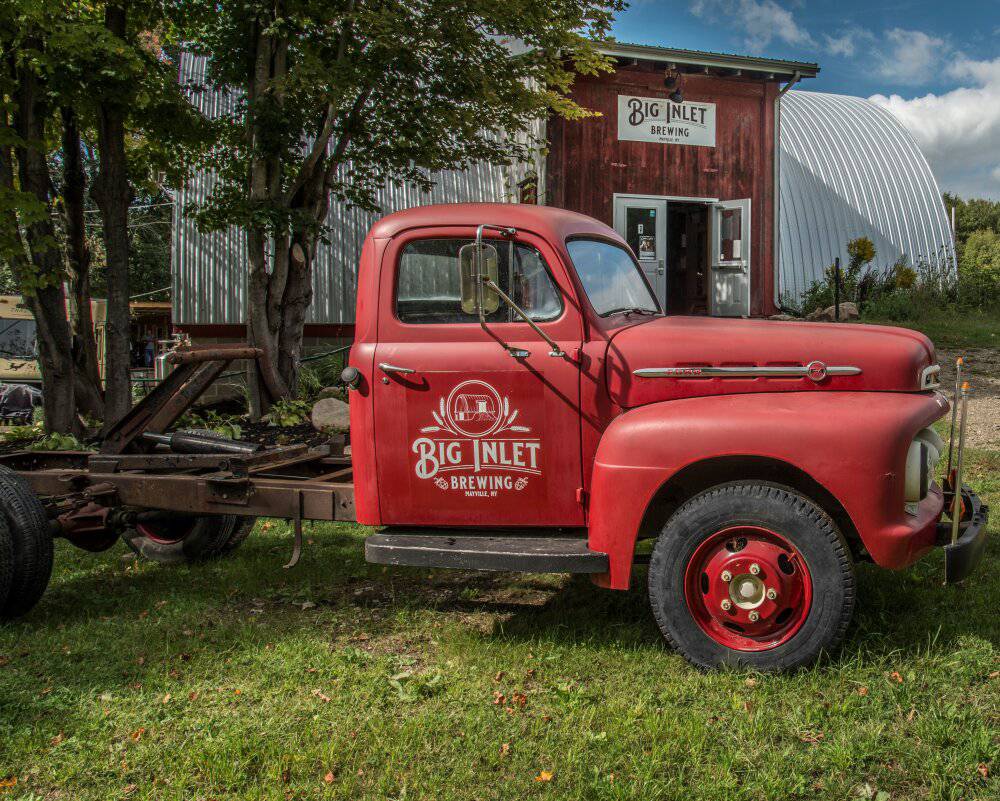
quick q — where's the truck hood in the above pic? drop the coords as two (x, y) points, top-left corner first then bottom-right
(605, 316), (936, 409)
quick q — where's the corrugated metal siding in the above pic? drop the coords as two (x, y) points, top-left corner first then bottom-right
(172, 52), (531, 325)
(778, 90), (954, 302)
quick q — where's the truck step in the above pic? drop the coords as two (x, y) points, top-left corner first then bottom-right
(365, 532), (608, 574)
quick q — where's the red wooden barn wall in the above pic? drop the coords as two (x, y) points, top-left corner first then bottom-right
(546, 65), (780, 317)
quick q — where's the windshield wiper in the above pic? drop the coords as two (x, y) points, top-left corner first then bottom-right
(605, 307), (658, 318)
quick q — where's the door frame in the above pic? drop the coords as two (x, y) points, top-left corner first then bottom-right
(612, 193), (719, 313)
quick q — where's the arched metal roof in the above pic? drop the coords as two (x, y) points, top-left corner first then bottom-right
(778, 90), (954, 302)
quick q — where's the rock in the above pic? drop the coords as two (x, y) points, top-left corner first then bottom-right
(836, 301), (859, 320)
(804, 302), (859, 322)
(769, 313), (797, 321)
(317, 386), (347, 401)
(310, 397), (350, 433)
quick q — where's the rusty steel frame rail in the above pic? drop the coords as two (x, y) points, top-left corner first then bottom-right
(13, 466), (356, 522)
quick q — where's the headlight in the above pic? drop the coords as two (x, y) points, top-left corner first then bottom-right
(905, 427), (944, 508)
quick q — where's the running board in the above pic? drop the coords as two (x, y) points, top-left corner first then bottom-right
(365, 532), (608, 574)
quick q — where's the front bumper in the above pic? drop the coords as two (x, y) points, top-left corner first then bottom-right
(936, 485), (989, 583)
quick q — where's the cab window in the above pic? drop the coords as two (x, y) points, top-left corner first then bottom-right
(396, 238), (562, 324)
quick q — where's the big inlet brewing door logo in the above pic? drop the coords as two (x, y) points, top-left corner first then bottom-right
(410, 378), (542, 498)
(617, 95), (716, 147)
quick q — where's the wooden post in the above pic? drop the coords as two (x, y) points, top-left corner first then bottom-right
(833, 257), (841, 321)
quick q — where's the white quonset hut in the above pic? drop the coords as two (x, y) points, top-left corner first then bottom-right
(171, 47), (954, 337)
(777, 91), (954, 302)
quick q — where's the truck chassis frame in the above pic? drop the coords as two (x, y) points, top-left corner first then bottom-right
(0, 345), (357, 555)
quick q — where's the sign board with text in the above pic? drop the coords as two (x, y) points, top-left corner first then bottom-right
(617, 95), (717, 148)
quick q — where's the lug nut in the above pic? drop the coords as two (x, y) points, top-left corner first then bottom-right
(749, 563), (761, 575)
(721, 570), (732, 582)
(766, 588), (777, 600)
(748, 611), (760, 622)
(720, 599), (732, 611)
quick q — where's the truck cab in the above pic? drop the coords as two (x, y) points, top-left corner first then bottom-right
(347, 203), (986, 670)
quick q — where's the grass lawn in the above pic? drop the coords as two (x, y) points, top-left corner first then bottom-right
(862, 310), (999, 350)
(0, 446), (997, 800)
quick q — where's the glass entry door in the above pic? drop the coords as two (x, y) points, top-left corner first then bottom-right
(710, 198), (751, 317)
(613, 196), (667, 309)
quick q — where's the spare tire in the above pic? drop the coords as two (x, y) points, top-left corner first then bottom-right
(0, 464), (54, 620)
(122, 514), (257, 564)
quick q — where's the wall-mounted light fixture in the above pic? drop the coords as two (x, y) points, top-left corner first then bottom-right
(663, 67), (684, 104)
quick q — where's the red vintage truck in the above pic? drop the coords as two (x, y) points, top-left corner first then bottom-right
(0, 203), (987, 672)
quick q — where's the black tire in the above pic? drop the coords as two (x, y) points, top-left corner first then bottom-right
(648, 482), (855, 672)
(0, 515), (14, 614)
(122, 514), (256, 564)
(0, 464), (54, 620)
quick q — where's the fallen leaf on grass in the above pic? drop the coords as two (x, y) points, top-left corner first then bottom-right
(323, 771), (335, 784)
(799, 731), (824, 745)
(161, 694), (171, 704)
(499, 743), (510, 758)
(989, 671), (999, 680)
(300, 601), (316, 610)
(123, 784), (137, 796)
(511, 692), (527, 708)
(857, 686), (869, 696)
(188, 691), (199, 701)
(0, 776), (16, 791)
(312, 689), (332, 703)
(889, 671), (903, 684)
(130, 728), (145, 742)
(534, 771), (553, 783)
(494, 671), (504, 682)
(906, 708), (916, 722)
(744, 678), (757, 688)
(978, 763), (990, 779)
(50, 733), (64, 746)
(493, 692), (505, 706)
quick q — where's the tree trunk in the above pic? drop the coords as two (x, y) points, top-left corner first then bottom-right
(61, 107), (105, 420)
(5, 56), (76, 434)
(91, 2), (133, 430)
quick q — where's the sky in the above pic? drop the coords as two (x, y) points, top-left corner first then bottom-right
(611, 1), (1000, 199)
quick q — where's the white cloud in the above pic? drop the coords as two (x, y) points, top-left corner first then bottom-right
(823, 27), (874, 58)
(691, 1), (814, 52)
(874, 28), (947, 85)
(870, 56), (1000, 199)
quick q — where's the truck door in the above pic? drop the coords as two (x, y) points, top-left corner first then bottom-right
(710, 198), (751, 317)
(372, 228), (585, 527)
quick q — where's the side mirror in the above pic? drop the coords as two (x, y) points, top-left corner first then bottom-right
(458, 242), (500, 316)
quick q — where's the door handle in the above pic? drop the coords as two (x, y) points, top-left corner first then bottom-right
(378, 362), (415, 375)
(657, 259), (665, 275)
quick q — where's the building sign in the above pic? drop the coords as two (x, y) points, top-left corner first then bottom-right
(617, 95), (716, 147)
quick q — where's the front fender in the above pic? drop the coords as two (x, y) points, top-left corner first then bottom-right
(588, 391), (949, 589)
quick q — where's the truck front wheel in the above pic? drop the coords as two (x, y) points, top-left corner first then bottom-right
(122, 515), (257, 565)
(648, 482), (855, 671)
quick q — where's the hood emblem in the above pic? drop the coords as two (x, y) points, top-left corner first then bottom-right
(634, 363), (862, 380)
(805, 360), (827, 382)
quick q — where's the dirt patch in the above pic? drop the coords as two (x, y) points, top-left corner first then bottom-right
(936, 348), (1000, 450)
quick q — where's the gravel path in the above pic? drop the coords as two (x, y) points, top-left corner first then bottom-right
(937, 347), (1000, 450)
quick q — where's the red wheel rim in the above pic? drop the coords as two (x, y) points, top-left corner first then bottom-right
(136, 519), (197, 545)
(683, 525), (812, 652)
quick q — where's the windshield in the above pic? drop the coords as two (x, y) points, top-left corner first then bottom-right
(566, 239), (659, 317)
